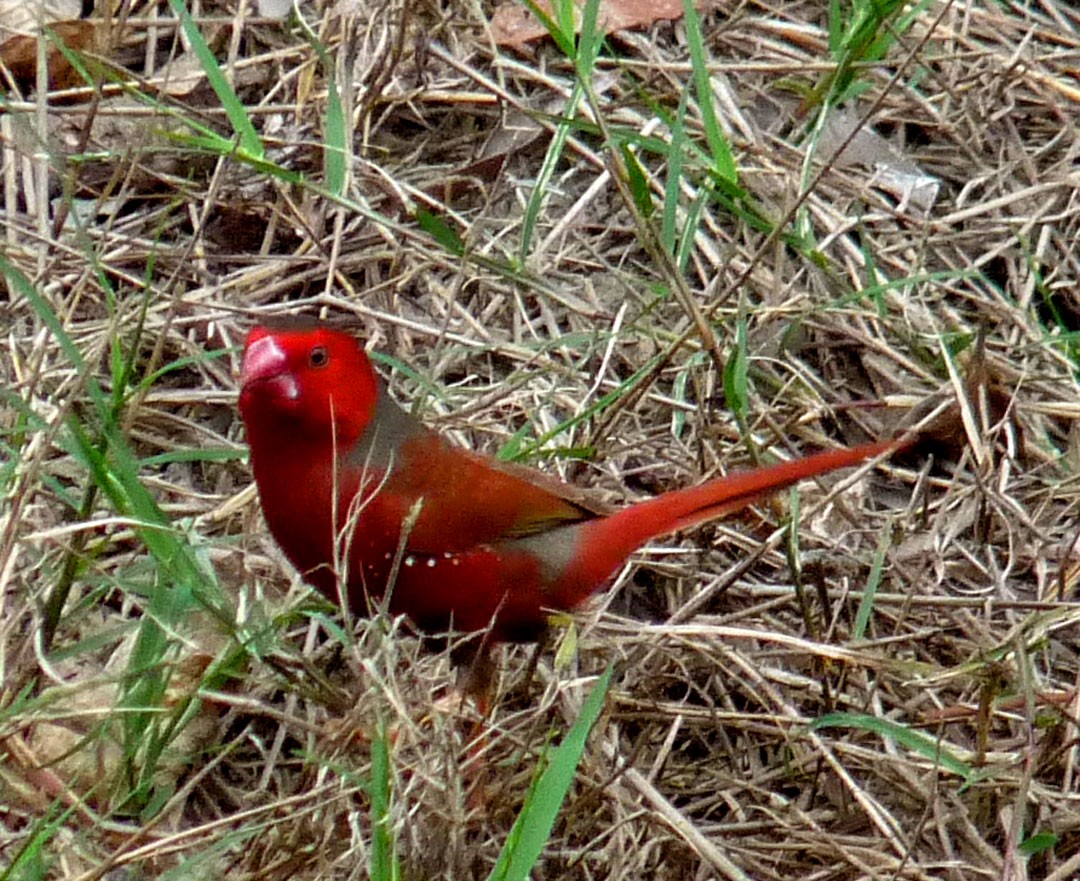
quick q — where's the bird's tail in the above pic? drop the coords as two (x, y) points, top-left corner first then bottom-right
(552, 438), (905, 607)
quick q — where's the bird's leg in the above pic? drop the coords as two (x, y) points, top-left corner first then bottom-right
(452, 634), (496, 718)
(434, 635), (499, 812)
(518, 628), (549, 705)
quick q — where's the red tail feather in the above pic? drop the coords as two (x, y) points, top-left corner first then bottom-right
(551, 439), (904, 608)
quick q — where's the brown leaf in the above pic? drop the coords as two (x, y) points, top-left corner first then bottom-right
(0, 19), (102, 95)
(491, 0), (694, 52)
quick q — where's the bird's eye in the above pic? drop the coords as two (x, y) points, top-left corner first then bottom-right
(309, 346), (330, 368)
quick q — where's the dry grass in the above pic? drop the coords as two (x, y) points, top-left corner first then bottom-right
(2, 0), (1080, 878)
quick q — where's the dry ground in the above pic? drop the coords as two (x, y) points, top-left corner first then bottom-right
(2, 1), (1080, 879)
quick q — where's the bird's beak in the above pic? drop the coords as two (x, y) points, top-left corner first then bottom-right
(241, 334), (299, 400)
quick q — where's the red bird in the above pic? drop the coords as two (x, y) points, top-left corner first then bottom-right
(239, 322), (901, 646)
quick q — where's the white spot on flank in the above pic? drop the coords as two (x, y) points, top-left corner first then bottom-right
(405, 555), (416, 567)
(452, 559), (460, 566)
(384, 552), (392, 561)
(427, 558), (436, 568)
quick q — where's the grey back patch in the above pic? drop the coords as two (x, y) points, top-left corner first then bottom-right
(346, 385), (427, 474)
(504, 522), (584, 588)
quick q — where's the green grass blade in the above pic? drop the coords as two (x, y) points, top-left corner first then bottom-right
(827, 0), (844, 54)
(167, 0), (264, 160)
(323, 71), (347, 195)
(0, 801), (77, 881)
(521, 0), (574, 57)
(812, 712), (974, 785)
(295, 9), (347, 195)
(1019, 832), (1058, 858)
(497, 350), (666, 461)
(620, 143), (653, 217)
(520, 83), (584, 260)
(722, 316), (749, 433)
(487, 665), (613, 881)
(0, 256), (105, 410)
(671, 350), (708, 438)
(554, 0), (576, 51)
(683, 0), (736, 183)
(518, 0), (602, 260)
(675, 185), (708, 272)
(575, 0), (604, 80)
(369, 724), (400, 881)
(662, 89), (690, 255)
(417, 208), (466, 256)
(852, 521), (890, 640)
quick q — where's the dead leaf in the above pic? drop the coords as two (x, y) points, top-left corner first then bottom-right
(0, 0), (82, 39)
(816, 106), (941, 215)
(0, 19), (102, 95)
(491, 0), (695, 52)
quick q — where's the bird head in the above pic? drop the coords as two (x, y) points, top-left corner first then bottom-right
(238, 323), (379, 447)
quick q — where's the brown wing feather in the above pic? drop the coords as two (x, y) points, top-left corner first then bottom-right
(348, 387), (600, 551)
